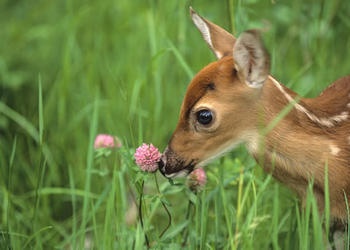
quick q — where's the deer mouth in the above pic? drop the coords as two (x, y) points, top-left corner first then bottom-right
(159, 165), (194, 178)
(158, 149), (196, 178)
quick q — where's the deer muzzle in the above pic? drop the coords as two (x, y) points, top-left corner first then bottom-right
(158, 147), (195, 178)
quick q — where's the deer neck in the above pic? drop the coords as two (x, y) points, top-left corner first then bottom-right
(245, 77), (334, 192)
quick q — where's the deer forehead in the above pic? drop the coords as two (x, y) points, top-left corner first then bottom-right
(180, 57), (244, 120)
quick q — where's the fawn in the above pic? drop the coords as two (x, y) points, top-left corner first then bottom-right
(159, 8), (350, 228)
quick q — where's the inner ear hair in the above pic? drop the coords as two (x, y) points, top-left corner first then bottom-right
(233, 30), (270, 88)
(190, 7), (236, 60)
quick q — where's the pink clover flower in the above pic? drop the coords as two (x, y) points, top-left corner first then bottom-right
(187, 168), (207, 192)
(134, 143), (161, 172)
(94, 134), (122, 149)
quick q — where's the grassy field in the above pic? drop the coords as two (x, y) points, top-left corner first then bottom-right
(1, 0), (350, 249)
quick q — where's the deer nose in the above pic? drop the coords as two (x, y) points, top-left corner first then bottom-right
(158, 153), (167, 175)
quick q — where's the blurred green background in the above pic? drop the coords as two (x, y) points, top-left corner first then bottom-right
(0, 0), (349, 249)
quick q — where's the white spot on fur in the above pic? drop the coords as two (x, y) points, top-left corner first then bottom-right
(270, 76), (349, 127)
(245, 131), (260, 153)
(329, 144), (340, 156)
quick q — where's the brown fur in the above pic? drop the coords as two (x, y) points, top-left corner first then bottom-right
(258, 77), (350, 222)
(160, 8), (350, 224)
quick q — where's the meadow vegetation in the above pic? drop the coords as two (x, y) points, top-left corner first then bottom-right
(1, 0), (349, 249)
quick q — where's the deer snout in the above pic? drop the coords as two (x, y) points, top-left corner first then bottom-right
(158, 147), (195, 178)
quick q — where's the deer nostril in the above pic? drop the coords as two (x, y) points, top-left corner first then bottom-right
(159, 154), (167, 168)
(158, 154), (167, 175)
(158, 158), (164, 169)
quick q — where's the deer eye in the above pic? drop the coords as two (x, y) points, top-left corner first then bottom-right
(196, 109), (213, 125)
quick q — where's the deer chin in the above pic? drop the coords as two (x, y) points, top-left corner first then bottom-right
(159, 163), (195, 179)
(162, 168), (193, 179)
(162, 151), (226, 179)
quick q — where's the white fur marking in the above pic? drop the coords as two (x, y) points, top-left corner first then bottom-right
(246, 80), (264, 89)
(329, 144), (340, 156)
(269, 76), (349, 127)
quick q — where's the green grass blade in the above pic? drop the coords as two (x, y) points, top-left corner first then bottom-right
(0, 102), (39, 143)
(38, 74), (43, 145)
(80, 97), (99, 247)
(168, 40), (194, 79)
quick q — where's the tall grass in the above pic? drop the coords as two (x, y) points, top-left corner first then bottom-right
(0, 0), (349, 249)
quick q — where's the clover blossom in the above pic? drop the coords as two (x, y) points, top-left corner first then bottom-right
(134, 143), (161, 172)
(94, 134), (122, 149)
(187, 168), (207, 192)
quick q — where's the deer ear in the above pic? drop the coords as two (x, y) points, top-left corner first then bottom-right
(233, 30), (270, 88)
(190, 7), (236, 60)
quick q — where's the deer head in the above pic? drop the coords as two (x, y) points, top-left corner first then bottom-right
(159, 8), (270, 177)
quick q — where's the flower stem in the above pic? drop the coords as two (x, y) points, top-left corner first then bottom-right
(154, 174), (172, 238)
(182, 200), (194, 246)
(138, 180), (150, 248)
